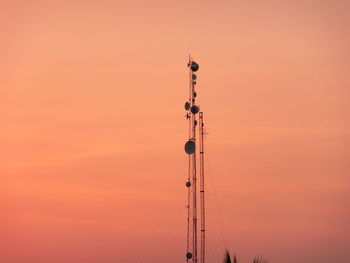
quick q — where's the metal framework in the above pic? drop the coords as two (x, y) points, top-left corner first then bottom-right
(184, 56), (205, 263)
(199, 112), (205, 263)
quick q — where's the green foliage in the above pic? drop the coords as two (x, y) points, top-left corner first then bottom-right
(224, 250), (267, 263)
(223, 251), (231, 263)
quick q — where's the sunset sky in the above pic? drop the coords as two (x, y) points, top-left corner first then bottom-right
(1, 1), (349, 263)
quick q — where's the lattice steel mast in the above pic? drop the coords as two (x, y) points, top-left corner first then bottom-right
(184, 56), (205, 263)
(199, 112), (205, 263)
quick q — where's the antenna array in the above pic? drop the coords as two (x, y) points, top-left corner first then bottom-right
(184, 56), (205, 263)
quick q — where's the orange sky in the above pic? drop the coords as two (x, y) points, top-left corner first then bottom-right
(1, 1), (350, 263)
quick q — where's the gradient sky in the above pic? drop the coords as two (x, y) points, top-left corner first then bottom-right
(1, 1), (350, 263)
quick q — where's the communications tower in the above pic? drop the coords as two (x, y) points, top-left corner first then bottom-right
(184, 56), (205, 263)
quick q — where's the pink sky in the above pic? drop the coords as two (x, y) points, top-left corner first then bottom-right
(1, 1), (350, 263)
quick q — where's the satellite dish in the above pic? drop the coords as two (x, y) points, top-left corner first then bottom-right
(192, 74), (197, 80)
(191, 105), (199, 114)
(184, 102), (190, 110)
(186, 181), (191, 187)
(186, 252), (193, 259)
(190, 61), (199, 72)
(184, 140), (195, 154)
